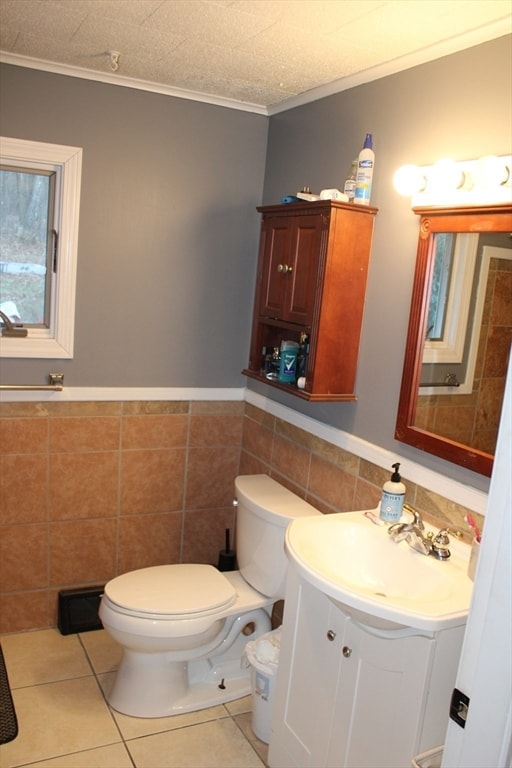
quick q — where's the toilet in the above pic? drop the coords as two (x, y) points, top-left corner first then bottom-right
(99, 474), (320, 718)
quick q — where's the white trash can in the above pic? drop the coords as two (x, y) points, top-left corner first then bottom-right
(244, 627), (281, 744)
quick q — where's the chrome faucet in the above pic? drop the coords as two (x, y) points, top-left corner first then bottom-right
(388, 504), (461, 559)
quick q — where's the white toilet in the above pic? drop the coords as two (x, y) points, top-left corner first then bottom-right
(99, 474), (320, 718)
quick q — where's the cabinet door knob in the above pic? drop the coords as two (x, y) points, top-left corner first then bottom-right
(277, 264), (293, 274)
(342, 645), (352, 658)
(327, 630), (336, 641)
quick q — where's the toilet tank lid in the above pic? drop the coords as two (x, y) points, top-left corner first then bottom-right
(104, 564), (237, 616)
(235, 475), (321, 524)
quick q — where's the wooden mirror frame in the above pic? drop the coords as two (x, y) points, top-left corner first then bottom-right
(395, 203), (512, 477)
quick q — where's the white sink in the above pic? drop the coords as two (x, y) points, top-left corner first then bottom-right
(286, 510), (474, 631)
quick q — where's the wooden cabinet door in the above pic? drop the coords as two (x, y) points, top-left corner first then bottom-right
(285, 214), (325, 325)
(259, 216), (291, 319)
(259, 213), (325, 326)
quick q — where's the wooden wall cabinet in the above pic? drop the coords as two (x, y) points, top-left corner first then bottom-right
(243, 201), (377, 401)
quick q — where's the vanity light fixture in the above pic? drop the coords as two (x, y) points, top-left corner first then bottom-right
(393, 154), (511, 206)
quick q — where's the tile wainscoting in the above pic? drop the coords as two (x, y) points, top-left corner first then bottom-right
(0, 397), (484, 633)
(0, 400), (243, 633)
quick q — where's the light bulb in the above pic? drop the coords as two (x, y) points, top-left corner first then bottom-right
(429, 159), (464, 191)
(475, 156), (510, 188)
(393, 165), (426, 196)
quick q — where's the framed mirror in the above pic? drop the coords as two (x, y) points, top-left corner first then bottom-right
(395, 204), (512, 476)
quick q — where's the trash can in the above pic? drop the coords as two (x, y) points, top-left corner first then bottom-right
(244, 627), (281, 744)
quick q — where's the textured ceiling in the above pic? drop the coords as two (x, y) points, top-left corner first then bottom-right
(0, 0), (511, 114)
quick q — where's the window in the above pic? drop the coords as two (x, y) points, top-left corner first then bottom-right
(0, 137), (82, 358)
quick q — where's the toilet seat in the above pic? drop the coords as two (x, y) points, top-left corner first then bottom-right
(104, 563), (237, 620)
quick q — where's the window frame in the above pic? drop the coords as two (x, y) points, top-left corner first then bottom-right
(0, 137), (82, 358)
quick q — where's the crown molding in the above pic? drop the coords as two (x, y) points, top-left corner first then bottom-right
(0, 52), (268, 116)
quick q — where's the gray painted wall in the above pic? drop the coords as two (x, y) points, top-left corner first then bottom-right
(0, 65), (268, 386)
(1, 34), (511, 493)
(254, 34), (511, 492)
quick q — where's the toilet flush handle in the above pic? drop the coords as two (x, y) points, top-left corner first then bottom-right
(233, 498), (238, 509)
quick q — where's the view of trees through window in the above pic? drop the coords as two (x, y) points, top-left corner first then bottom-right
(0, 166), (54, 326)
(426, 232), (455, 341)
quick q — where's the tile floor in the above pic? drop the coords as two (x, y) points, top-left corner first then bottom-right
(0, 628), (268, 768)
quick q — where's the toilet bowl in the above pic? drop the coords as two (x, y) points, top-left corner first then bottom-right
(99, 474), (321, 718)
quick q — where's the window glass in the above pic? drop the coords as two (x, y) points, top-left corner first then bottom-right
(0, 166), (56, 326)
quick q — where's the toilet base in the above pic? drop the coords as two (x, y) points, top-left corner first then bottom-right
(108, 653), (253, 718)
(106, 608), (271, 718)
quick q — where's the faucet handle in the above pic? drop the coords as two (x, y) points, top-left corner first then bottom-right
(403, 503), (424, 530)
(435, 527), (462, 542)
(429, 527), (462, 560)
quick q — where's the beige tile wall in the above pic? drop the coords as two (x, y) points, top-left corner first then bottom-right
(0, 398), (483, 633)
(0, 400), (243, 633)
(239, 403), (483, 540)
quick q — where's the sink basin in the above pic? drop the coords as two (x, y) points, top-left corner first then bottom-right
(286, 510), (474, 631)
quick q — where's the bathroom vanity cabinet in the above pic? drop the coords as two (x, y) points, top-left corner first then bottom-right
(268, 566), (465, 768)
(243, 201), (377, 401)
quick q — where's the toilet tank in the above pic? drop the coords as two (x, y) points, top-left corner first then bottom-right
(234, 475), (321, 599)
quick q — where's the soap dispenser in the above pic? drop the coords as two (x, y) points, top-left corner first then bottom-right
(379, 462), (406, 522)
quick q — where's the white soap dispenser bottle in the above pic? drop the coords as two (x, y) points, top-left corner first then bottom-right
(379, 462), (406, 522)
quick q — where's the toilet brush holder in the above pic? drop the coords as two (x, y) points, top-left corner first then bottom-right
(218, 528), (236, 571)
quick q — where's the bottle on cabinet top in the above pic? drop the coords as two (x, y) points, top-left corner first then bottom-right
(354, 133), (375, 206)
(343, 158), (358, 203)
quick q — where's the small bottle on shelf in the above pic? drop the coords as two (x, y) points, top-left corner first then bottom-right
(297, 332), (309, 379)
(265, 347), (281, 380)
(343, 159), (358, 203)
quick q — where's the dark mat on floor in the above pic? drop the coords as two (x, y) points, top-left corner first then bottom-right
(0, 644), (18, 744)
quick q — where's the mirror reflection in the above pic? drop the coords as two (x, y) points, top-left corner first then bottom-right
(395, 204), (512, 476)
(418, 231), (511, 454)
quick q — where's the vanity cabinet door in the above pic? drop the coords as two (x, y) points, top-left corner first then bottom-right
(269, 571), (349, 768)
(258, 213), (325, 326)
(327, 620), (434, 768)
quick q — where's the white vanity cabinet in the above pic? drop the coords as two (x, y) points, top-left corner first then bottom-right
(268, 565), (465, 768)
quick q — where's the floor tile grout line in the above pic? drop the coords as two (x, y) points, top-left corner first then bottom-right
(8, 741), (134, 768)
(9, 671), (95, 692)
